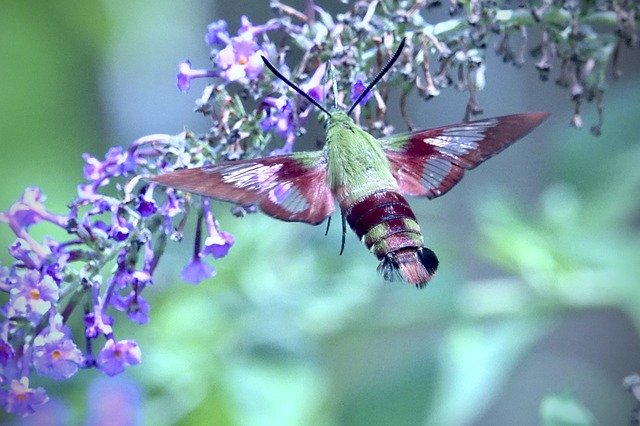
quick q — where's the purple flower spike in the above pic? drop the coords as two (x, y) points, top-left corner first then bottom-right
(350, 75), (373, 106)
(177, 60), (217, 93)
(205, 20), (230, 46)
(216, 32), (264, 82)
(0, 377), (49, 417)
(181, 255), (216, 284)
(97, 339), (142, 376)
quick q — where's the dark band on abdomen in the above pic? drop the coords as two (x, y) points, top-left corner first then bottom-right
(345, 190), (423, 259)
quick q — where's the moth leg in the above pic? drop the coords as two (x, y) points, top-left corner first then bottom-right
(339, 211), (347, 256)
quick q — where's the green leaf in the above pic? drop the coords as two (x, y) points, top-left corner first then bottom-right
(540, 393), (596, 426)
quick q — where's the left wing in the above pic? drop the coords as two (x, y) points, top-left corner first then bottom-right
(150, 151), (334, 225)
(381, 113), (549, 198)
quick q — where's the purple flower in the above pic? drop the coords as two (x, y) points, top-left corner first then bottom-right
(0, 338), (15, 366)
(82, 146), (136, 183)
(0, 377), (49, 417)
(32, 334), (83, 380)
(205, 20), (230, 46)
(9, 270), (59, 323)
(9, 239), (41, 269)
(216, 32), (264, 82)
(260, 96), (294, 137)
(137, 184), (158, 217)
(113, 290), (150, 325)
(97, 339), (142, 376)
(201, 199), (234, 259)
(238, 15), (280, 36)
(109, 213), (132, 242)
(160, 188), (183, 218)
(84, 310), (114, 339)
(181, 255), (215, 284)
(0, 187), (67, 232)
(177, 59), (218, 93)
(300, 63), (327, 103)
(350, 75), (373, 106)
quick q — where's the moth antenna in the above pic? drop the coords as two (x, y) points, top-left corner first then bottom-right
(347, 37), (407, 116)
(328, 62), (339, 110)
(324, 216), (331, 236)
(261, 56), (332, 117)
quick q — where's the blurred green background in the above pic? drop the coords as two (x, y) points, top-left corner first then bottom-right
(1, 1), (639, 425)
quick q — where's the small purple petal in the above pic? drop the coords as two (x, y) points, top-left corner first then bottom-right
(177, 60), (217, 93)
(32, 337), (83, 380)
(238, 15), (253, 34)
(8, 187), (45, 228)
(0, 377), (49, 417)
(97, 339), (142, 376)
(113, 291), (150, 325)
(0, 338), (15, 366)
(177, 60), (193, 92)
(205, 19), (229, 45)
(9, 239), (40, 269)
(203, 230), (235, 259)
(350, 77), (373, 106)
(9, 270), (59, 323)
(137, 185), (158, 217)
(260, 96), (294, 138)
(110, 224), (130, 242)
(84, 310), (114, 339)
(300, 63), (327, 103)
(181, 256), (215, 284)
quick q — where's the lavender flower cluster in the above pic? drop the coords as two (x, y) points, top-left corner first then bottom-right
(2, 0), (637, 417)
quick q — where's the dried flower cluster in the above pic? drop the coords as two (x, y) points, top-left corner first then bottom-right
(1, 0), (637, 416)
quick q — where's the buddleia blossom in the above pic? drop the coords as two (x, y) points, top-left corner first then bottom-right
(0, 378), (48, 417)
(0, 130), (236, 415)
(2, 0), (637, 417)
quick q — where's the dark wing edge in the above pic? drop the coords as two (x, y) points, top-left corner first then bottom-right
(149, 152), (334, 225)
(381, 112), (550, 198)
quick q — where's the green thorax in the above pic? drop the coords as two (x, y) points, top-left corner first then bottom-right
(325, 110), (398, 207)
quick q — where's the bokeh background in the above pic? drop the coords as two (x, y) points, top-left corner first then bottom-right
(1, 1), (639, 425)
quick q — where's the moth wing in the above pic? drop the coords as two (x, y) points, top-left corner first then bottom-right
(150, 152), (334, 225)
(381, 113), (549, 198)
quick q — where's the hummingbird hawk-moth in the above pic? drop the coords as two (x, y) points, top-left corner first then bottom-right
(151, 39), (548, 288)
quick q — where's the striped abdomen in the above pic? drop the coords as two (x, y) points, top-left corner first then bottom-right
(343, 190), (439, 288)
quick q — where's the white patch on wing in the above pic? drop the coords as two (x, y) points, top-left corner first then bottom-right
(427, 119), (499, 158)
(421, 158), (453, 195)
(268, 184), (309, 213)
(219, 163), (283, 191)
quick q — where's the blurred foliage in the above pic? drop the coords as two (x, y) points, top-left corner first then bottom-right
(540, 393), (596, 426)
(0, 2), (109, 266)
(2, 1), (640, 425)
